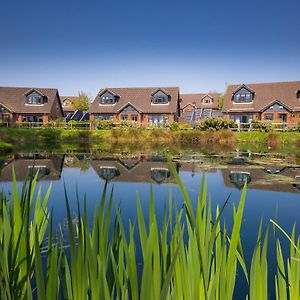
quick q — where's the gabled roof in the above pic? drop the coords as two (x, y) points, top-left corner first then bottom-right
(117, 102), (142, 113)
(223, 81), (300, 112)
(260, 100), (292, 112)
(232, 84), (256, 94)
(180, 93), (221, 110)
(0, 86), (62, 114)
(89, 87), (180, 114)
(60, 96), (78, 112)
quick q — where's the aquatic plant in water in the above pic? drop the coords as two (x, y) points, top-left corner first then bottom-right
(0, 164), (299, 299)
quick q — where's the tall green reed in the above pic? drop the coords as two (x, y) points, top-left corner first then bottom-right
(0, 165), (299, 299)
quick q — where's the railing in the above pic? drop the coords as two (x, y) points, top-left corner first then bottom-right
(235, 122), (297, 132)
(0, 121), (9, 127)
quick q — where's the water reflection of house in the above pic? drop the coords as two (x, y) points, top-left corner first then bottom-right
(0, 154), (64, 181)
(90, 157), (178, 184)
(178, 161), (218, 177)
(222, 166), (300, 193)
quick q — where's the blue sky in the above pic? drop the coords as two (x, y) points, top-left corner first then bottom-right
(0, 0), (299, 97)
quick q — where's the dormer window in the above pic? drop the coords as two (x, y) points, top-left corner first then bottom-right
(63, 100), (72, 107)
(26, 91), (46, 105)
(99, 91), (117, 105)
(202, 96), (213, 104)
(233, 87), (253, 103)
(151, 90), (170, 104)
(297, 90), (300, 99)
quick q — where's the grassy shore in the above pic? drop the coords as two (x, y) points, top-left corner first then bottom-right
(1, 128), (300, 151)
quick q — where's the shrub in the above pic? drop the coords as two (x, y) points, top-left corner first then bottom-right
(118, 120), (141, 129)
(0, 142), (13, 153)
(169, 121), (180, 131)
(298, 120), (300, 132)
(251, 120), (273, 132)
(195, 117), (237, 131)
(179, 123), (193, 130)
(95, 120), (113, 130)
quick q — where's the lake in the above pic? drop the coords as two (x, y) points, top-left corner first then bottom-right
(0, 145), (299, 298)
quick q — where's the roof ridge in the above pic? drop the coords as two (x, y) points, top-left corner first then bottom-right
(227, 80), (300, 87)
(0, 86), (58, 90)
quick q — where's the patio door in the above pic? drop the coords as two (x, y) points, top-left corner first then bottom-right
(278, 113), (287, 122)
(241, 115), (248, 123)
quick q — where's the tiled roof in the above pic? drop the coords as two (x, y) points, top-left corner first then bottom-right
(0, 86), (61, 114)
(180, 93), (221, 110)
(222, 81), (300, 112)
(89, 87), (180, 114)
(60, 96), (78, 112)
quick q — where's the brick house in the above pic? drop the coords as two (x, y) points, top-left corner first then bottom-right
(60, 96), (78, 116)
(222, 81), (300, 124)
(180, 93), (222, 123)
(0, 87), (64, 126)
(89, 87), (180, 126)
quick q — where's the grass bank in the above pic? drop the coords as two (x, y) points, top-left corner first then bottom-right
(1, 128), (300, 150)
(0, 141), (13, 154)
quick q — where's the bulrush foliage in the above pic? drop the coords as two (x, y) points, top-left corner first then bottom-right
(0, 166), (299, 299)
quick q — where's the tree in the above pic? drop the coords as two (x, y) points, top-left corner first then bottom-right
(73, 91), (90, 111)
(217, 95), (225, 110)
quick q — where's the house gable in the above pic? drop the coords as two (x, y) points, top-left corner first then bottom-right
(151, 89), (170, 104)
(25, 90), (48, 105)
(202, 95), (213, 104)
(0, 103), (12, 113)
(118, 103), (140, 113)
(232, 85), (254, 103)
(62, 98), (73, 107)
(99, 89), (119, 105)
(261, 100), (292, 113)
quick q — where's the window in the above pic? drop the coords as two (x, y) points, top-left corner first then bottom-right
(100, 93), (116, 104)
(22, 115), (43, 123)
(264, 113), (274, 121)
(229, 172), (251, 189)
(0, 106), (8, 113)
(203, 98), (212, 104)
(148, 115), (168, 126)
(131, 114), (138, 121)
(297, 90), (300, 99)
(99, 167), (120, 181)
(121, 115), (128, 120)
(234, 92), (252, 103)
(151, 168), (170, 184)
(95, 115), (113, 120)
(152, 96), (168, 104)
(63, 100), (71, 107)
(26, 92), (45, 105)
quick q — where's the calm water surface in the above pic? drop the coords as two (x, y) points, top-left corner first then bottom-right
(1, 147), (300, 298)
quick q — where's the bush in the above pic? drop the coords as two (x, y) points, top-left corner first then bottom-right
(95, 120), (113, 130)
(195, 117), (237, 131)
(118, 121), (141, 129)
(298, 120), (300, 132)
(169, 121), (180, 131)
(179, 123), (193, 130)
(251, 120), (273, 132)
(0, 142), (13, 153)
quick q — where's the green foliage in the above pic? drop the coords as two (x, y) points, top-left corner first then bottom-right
(0, 142), (13, 153)
(169, 121), (180, 131)
(251, 120), (273, 132)
(118, 120), (141, 129)
(218, 94), (225, 109)
(1, 167), (300, 298)
(196, 117), (237, 131)
(95, 120), (114, 129)
(298, 120), (300, 132)
(73, 91), (90, 111)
